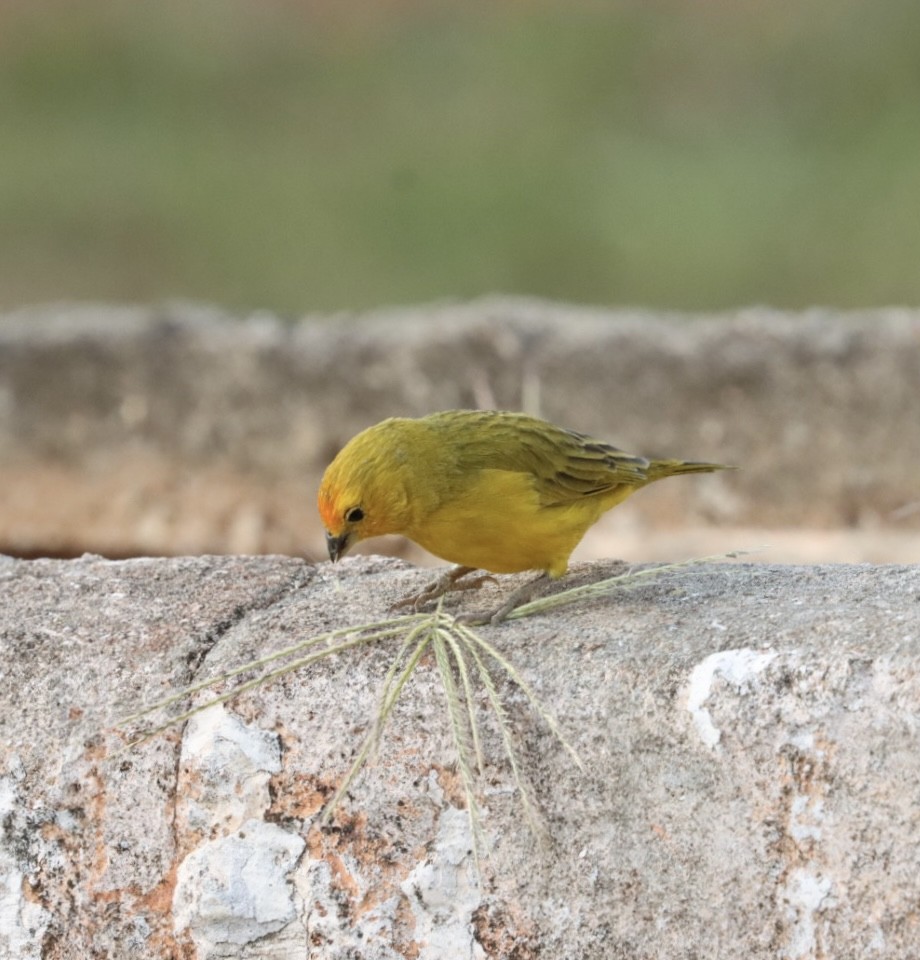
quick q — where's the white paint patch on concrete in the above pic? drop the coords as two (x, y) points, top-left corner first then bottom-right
(787, 730), (815, 752)
(867, 926), (887, 953)
(780, 867), (833, 959)
(173, 818), (305, 956)
(0, 774), (50, 960)
(789, 794), (824, 844)
(685, 648), (778, 748)
(180, 705), (281, 831)
(401, 807), (484, 960)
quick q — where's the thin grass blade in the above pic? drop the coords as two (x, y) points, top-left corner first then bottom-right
(321, 623), (433, 824)
(121, 631), (392, 749)
(508, 549), (758, 620)
(436, 614), (485, 774)
(432, 629), (486, 858)
(462, 632), (546, 842)
(456, 622), (584, 772)
(116, 616), (422, 728)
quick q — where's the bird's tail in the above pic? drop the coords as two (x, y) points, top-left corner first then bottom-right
(646, 459), (735, 482)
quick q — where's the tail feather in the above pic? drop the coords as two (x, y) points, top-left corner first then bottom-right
(646, 459), (735, 481)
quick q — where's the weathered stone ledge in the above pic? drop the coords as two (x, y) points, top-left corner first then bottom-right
(1, 554), (918, 958)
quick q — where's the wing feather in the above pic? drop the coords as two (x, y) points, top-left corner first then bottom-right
(425, 410), (649, 507)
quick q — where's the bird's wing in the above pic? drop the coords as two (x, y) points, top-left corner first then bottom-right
(525, 427), (650, 506)
(433, 411), (650, 507)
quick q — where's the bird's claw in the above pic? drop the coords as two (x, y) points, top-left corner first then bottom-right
(390, 566), (496, 614)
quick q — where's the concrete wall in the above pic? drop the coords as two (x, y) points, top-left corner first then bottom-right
(2, 299), (918, 561)
(1, 553), (918, 958)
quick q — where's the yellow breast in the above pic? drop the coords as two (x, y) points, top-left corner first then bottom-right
(402, 469), (637, 577)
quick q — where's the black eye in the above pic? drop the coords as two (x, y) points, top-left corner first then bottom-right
(345, 507), (364, 523)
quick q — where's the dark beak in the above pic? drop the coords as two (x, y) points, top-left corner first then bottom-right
(325, 531), (351, 563)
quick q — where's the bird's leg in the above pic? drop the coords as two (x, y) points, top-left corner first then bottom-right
(390, 565), (498, 613)
(455, 572), (551, 626)
(461, 559), (634, 624)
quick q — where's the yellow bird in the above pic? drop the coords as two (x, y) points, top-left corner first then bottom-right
(318, 410), (731, 621)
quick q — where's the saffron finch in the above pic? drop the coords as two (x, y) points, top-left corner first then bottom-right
(318, 410), (731, 621)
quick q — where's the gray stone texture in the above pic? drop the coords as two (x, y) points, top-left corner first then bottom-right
(1, 553), (918, 958)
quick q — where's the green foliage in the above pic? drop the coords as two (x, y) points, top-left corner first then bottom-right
(3, 0), (919, 312)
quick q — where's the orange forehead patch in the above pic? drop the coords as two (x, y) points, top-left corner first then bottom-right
(317, 486), (339, 532)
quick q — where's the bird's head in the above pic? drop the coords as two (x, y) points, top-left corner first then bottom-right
(317, 419), (417, 563)
(317, 478), (370, 563)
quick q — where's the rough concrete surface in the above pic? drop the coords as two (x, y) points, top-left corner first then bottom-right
(2, 552), (919, 959)
(1, 300), (918, 561)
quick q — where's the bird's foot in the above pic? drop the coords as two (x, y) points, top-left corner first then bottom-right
(453, 572), (550, 626)
(458, 560), (632, 624)
(390, 565), (497, 613)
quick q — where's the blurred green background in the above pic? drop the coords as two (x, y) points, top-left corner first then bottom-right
(2, 0), (919, 315)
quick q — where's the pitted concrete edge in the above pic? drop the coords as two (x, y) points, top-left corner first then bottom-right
(1, 553), (918, 958)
